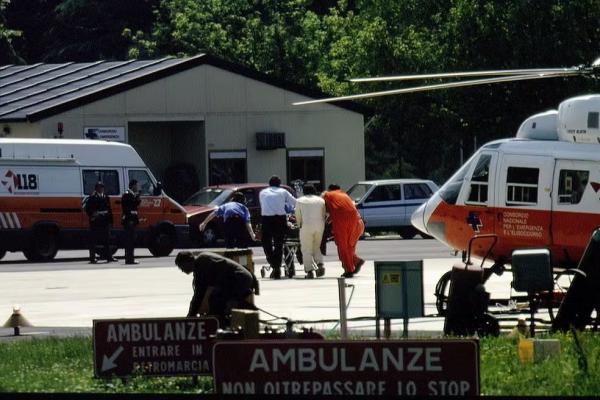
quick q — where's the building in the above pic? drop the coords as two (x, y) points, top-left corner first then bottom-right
(0, 54), (365, 201)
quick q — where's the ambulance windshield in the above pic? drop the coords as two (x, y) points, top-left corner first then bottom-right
(183, 188), (233, 206)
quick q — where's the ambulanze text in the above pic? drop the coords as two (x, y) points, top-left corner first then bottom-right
(220, 346), (472, 395)
(106, 321), (208, 342)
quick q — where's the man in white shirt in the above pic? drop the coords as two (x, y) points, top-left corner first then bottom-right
(259, 175), (296, 279)
(295, 184), (326, 279)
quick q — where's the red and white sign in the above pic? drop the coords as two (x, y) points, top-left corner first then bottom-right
(93, 317), (218, 378)
(213, 340), (479, 396)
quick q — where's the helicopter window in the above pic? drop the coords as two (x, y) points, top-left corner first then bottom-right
(506, 167), (539, 206)
(588, 112), (599, 129)
(466, 155), (491, 204)
(558, 170), (589, 205)
(438, 157), (475, 205)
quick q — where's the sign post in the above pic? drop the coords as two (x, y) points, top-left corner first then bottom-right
(213, 340), (479, 396)
(93, 317), (218, 378)
(375, 261), (424, 338)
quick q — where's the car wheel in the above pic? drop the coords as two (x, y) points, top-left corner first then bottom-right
(149, 229), (175, 257)
(0, 249), (5, 260)
(24, 228), (59, 262)
(201, 225), (218, 246)
(398, 227), (417, 240)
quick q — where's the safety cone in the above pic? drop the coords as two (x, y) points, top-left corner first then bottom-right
(3, 306), (33, 336)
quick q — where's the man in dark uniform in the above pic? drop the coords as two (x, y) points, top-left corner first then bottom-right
(84, 181), (114, 264)
(121, 179), (141, 265)
(175, 251), (259, 327)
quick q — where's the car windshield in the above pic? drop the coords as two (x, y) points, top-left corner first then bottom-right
(183, 188), (233, 206)
(347, 183), (373, 202)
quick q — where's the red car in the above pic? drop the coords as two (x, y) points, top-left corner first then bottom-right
(184, 183), (294, 245)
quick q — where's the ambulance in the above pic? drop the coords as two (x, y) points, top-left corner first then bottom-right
(0, 138), (189, 261)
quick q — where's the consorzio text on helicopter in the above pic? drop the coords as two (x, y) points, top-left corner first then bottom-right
(294, 58), (600, 270)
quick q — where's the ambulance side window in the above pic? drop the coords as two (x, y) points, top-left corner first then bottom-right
(129, 170), (154, 196)
(506, 167), (539, 206)
(466, 154), (491, 205)
(558, 170), (589, 205)
(82, 170), (120, 195)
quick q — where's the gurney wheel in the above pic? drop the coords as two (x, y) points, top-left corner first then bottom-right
(261, 268), (266, 278)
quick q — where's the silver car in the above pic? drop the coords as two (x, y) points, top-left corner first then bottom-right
(347, 179), (439, 239)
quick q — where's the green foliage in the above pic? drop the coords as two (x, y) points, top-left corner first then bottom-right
(2, 334), (600, 395)
(4, 0), (600, 181)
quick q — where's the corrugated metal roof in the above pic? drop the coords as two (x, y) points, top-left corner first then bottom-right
(0, 54), (367, 121)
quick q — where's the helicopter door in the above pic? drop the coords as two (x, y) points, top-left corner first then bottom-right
(552, 160), (596, 264)
(460, 151), (497, 237)
(497, 154), (554, 248)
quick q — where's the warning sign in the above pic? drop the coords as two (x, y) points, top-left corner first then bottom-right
(93, 317), (218, 378)
(382, 273), (401, 285)
(213, 340), (479, 396)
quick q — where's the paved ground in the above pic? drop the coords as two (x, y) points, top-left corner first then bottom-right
(0, 238), (520, 340)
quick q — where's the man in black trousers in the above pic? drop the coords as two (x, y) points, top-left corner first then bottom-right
(121, 179), (141, 265)
(175, 251), (259, 327)
(84, 181), (114, 264)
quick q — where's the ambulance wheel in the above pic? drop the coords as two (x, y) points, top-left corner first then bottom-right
(0, 249), (5, 260)
(148, 230), (175, 257)
(24, 229), (59, 262)
(398, 227), (417, 240)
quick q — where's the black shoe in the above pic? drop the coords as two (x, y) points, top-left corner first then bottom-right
(89, 260), (97, 264)
(305, 271), (315, 279)
(125, 261), (140, 265)
(341, 271), (354, 278)
(107, 257), (118, 263)
(354, 258), (365, 275)
(316, 264), (325, 278)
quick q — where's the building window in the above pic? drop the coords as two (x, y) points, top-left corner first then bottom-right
(588, 112), (599, 129)
(506, 167), (539, 206)
(82, 169), (120, 195)
(287, 149), (324, 193)
(209, 151), (247, 186)
(558, 169), (589, 205)
(466, 154), (491, 205)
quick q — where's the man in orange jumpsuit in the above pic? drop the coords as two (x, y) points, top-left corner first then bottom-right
(322, 184), (365, 278)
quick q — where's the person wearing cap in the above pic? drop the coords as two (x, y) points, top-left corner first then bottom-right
(199, 191), (256, 248)
(322, 184), (365, 278)
(84, 181), (114, 264)
(175, 251), (259, 326)
(259, 175), (296, 279)
(295, 184), (326, 278)
(121, 179), (141, 264)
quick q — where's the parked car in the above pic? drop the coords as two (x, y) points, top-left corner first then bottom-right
(346, 179), (439, 239)
(183, 183), (294, 245)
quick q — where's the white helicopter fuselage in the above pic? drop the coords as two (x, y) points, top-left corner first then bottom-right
(412, 95), (600, 267)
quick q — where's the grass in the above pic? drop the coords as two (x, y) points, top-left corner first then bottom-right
(1, 333), (600, 395)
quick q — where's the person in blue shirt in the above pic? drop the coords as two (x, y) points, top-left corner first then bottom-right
(199, 192), (256, 248)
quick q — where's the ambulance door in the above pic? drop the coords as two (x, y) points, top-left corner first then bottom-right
(460, 151), (498, 237)
(126, 169), (162, 230)
(552, 159), (598, 264)
(81, 167), (124, 226)
(497, 154), (554, 248)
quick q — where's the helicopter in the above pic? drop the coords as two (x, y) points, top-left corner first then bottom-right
(294, 59), (600, 330)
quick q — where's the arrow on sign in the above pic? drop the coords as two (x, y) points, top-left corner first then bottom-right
(101, 346), (124, 372)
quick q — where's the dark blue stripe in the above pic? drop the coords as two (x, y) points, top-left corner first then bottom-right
(359, 202), (424, 209)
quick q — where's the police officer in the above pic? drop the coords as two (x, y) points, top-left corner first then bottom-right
(84, 181), (114, 264)
(121, 179), (141, 265)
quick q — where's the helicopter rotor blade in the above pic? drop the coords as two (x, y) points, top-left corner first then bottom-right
(350, 68), (579, 83)
(293, 71), (580, 106)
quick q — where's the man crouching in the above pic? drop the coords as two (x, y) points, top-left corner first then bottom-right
(175, 251), (258, 327)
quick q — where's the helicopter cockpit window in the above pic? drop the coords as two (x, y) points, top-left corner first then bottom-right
(466, 154), (491, 205)
(438, 157), (475, 205)
(506, 167), (539, 206)
(588, 112), (599, 129)
(558, 170), (589, 205)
